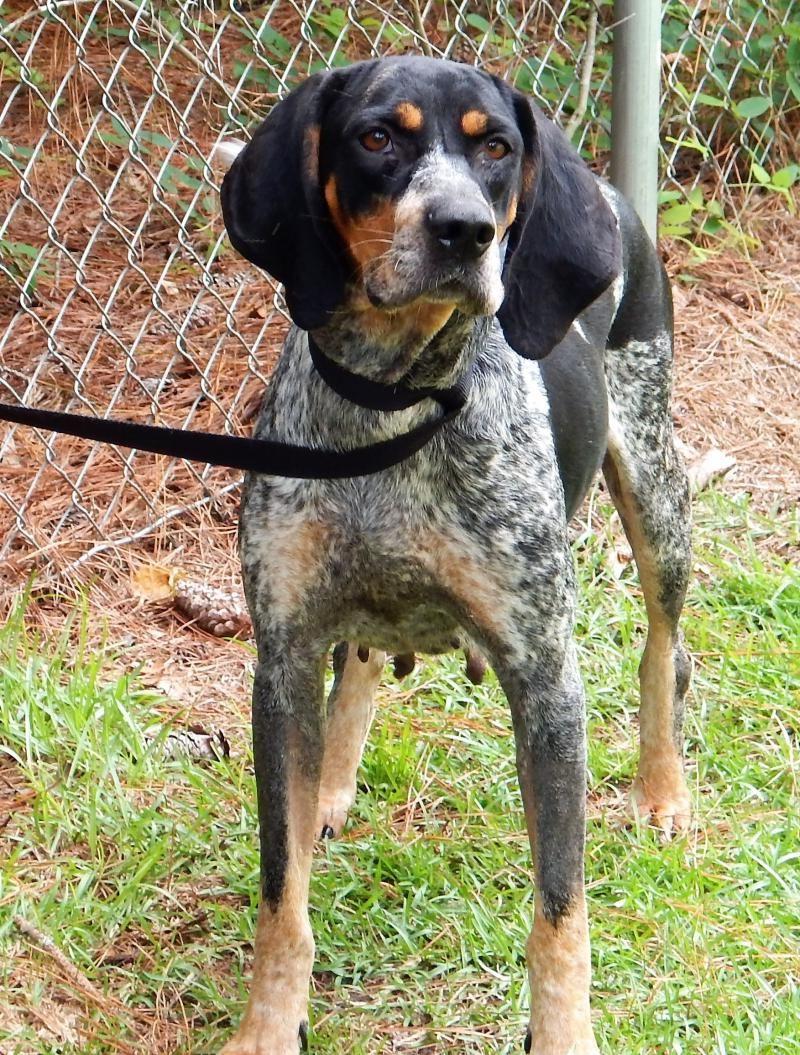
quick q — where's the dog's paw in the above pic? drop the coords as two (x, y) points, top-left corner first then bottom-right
(523, 1026), (600, 1054)
(315, 788), (353, 839)
(629, 773), (691, 840)
(220, 1021), (308, 1055)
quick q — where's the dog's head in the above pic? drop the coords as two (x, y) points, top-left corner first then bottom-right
(221, 56), (620, 359)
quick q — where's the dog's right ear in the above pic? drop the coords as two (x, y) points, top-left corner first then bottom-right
(221, 72), (347, 331)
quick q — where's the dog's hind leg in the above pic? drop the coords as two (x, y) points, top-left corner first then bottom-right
(221, 649), (326, 1055)
(316, 642), (385, 839)
(604, 333), (693, 837)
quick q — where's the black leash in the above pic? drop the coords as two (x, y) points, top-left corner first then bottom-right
(0, 339), (471, 480)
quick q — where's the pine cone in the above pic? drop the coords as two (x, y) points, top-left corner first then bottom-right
(174, 579), (252, 638)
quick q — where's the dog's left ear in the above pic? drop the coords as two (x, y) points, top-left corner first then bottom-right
(497, 91), (622, 360)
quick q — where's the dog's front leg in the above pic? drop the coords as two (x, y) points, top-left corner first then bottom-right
(500, 648), (599, 1055)
(222, 646), (326, 1055)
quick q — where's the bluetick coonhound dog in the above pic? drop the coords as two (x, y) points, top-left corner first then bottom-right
(218, 56), (692, 1055)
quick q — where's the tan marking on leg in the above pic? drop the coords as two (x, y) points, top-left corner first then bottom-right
(461, 109), (488, 136)
(526, 896), (599, 1055)
(317, 645), (385, 837)
(324, 175), (396, 268)
(257, 518), (329, 623)
(395, 101), (424, 131)
(419, 530), (512, 642)
(221, 765), (317, 1055)
(603, 452), (691, 836)
(631, 623), (691, 836)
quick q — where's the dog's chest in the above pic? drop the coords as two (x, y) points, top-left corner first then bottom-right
(241, 443), (569, 655)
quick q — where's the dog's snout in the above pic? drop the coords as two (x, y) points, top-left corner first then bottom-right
(425, 204), (495, 260)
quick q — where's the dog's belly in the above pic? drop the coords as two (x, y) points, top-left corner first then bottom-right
(318, 526), (501, 656)
(322, 544), (468, 653)
(332, 596), (465, 656)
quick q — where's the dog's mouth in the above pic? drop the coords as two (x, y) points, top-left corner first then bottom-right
(362, 250), (505, 318)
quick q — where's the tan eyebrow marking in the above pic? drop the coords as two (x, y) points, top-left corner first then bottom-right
(395, 101), (424, 131)
(461, 109), (488, 136)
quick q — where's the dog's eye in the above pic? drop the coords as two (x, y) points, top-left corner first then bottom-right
(360, 128), (392, 153)
(484, 138), (510, 160)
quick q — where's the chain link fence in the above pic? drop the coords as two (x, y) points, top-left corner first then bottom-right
(1, 1), (797, 585)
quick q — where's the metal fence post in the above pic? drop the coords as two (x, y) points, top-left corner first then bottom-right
(611, 0), (662, 244)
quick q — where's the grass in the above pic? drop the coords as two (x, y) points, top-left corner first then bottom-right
(1, 489), (798, 1054)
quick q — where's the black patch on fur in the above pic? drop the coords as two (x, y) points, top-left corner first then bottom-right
(393, 652), (416, 679)
(252, 667), (289, 908)
(509, 689), (586, 927)
(531, 745), (584, 925)
(608, 192), (673, 349)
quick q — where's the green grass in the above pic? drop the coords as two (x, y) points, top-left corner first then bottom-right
(1, 491), (798, 1054)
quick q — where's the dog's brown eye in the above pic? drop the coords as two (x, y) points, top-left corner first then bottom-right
(485, 138), (510, 160)
(360, 128), (392, 153)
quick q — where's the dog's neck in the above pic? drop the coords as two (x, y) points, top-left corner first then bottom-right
(310, 307), (492, 392)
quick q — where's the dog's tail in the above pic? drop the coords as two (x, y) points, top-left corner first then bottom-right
(213, 139), (246, 171)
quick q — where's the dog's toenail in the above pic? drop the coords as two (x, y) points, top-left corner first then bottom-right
(357, 644), (370, 662)
(524, 1028), (531, 1053)
(299, 1021), (309, 1050)
(321, 825), (334, 839)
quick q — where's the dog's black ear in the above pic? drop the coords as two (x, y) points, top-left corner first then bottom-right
(498, 94), (622, 360)
(221, 71), (348, 331)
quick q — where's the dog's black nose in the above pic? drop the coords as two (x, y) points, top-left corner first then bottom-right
(426, 204), (495, 260)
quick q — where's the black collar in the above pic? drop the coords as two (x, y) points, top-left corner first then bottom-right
(307, 334), (472, 414)
(0, 335), (472, 480)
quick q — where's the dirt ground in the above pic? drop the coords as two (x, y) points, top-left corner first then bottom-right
(668, 198), (800, 518)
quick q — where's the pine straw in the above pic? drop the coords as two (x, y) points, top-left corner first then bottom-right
(667, 195), (800, 518)
(0, 11), (287, 584)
